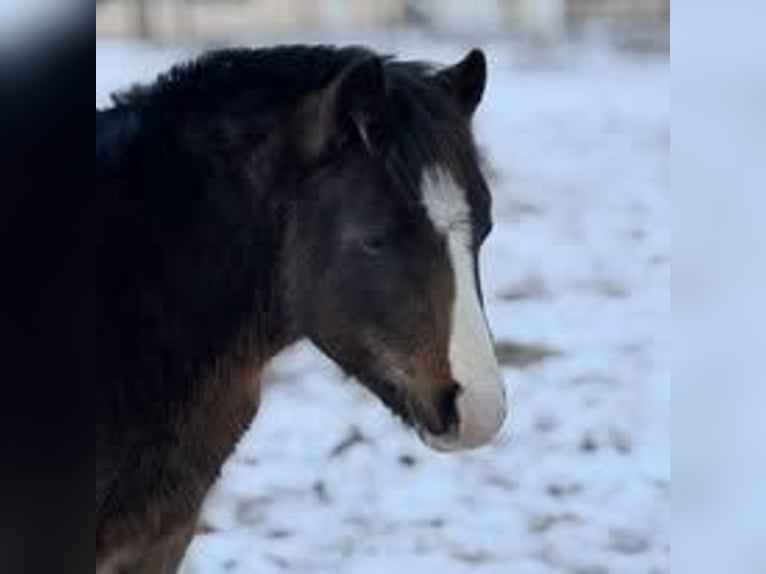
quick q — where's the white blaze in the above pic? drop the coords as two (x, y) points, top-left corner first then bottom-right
(420, 167), (507, 450)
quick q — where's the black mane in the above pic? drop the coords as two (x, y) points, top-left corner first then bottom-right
(109, 45), (378, 114)
(101, 45), (481, 195)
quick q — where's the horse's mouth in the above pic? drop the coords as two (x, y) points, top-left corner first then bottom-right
(362, 375), (459, 442)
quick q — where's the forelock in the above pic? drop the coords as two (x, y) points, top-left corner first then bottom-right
(382, 62), (482, 204)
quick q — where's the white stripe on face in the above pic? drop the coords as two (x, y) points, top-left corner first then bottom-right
(420, 167), (507, 450)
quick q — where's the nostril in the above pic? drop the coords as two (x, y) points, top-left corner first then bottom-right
(433, 382), (461, 435)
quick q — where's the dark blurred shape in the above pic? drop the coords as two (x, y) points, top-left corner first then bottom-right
(0, 8), (90, 574)
(404, 0), (432, 28)
(135, 0), (151, 39)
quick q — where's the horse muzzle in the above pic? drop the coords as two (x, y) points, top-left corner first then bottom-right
(417, 377), (508, 452)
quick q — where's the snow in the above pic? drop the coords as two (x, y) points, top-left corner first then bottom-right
(97, 37), (670, 574)
(672, 6), (766, 571)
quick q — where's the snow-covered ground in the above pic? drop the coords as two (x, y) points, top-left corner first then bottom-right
(97, 36), (670, 574)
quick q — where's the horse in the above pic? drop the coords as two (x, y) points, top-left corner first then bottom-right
(96, 44), (507, 574)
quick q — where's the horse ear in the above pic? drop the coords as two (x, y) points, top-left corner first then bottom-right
(300, 56), (387, 159)
(436, 49), (487, 116)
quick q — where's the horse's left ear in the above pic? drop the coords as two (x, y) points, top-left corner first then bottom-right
(298, 56), (387, 159)
(436, 49), (487, 116)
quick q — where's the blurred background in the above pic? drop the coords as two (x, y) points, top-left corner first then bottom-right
(95, 0), (668, 51)
(95, 1), (668, 573)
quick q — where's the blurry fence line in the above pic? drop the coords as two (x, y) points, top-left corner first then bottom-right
(96, 0), (668, 50)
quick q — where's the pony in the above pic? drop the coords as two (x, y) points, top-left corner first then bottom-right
(96, 44), (507, 573)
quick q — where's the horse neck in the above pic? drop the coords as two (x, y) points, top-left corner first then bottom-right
(103, 98), (301, 405)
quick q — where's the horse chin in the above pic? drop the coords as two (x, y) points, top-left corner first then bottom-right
(360, 375), (500, 452)
(418, 427), (498, 453)
(416, 427), (462, 452)
(416, 397), (507, 453)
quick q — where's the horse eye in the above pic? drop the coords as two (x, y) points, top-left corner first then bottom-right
(359, 235), (389, 255)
